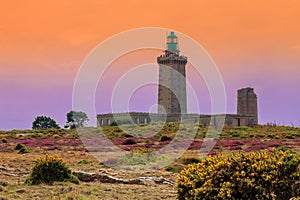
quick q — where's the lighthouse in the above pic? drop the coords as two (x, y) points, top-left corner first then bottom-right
(157, 32), (188, 115)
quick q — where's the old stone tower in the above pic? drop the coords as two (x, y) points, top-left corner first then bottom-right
(157, 32), (188, 115)
(237, 87), (258, 125)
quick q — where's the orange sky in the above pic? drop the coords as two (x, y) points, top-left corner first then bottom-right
(1, 0), (300, 93)
(1, 0), (300, 129)
(1, 0), (300, 65)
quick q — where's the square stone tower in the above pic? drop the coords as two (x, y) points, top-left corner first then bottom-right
(157, 32), (188, 115)
(237, 87), (258, 125)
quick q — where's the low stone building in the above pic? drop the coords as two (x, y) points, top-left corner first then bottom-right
(97, 87), (258, 128)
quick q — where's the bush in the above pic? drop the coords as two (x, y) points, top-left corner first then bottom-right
(160, 135), (172, 142)
(18, 146), (30, 154)
(78, 160), (89, 164)
(124, 133), (134, 138)
(180, 157), (201, 165)
(25, 154), (79, 185)
(15, 143), (24, 150)
(177, 150), (300, 199)
(110, 121), (118, 126)
(122, 138), (137, 145)
(1, 138), (7, 143)
(15, 143), (30, 154)
(165, 166), (175, 172)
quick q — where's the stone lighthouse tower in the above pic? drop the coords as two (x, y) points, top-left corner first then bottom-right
(157, 32), (188, 116)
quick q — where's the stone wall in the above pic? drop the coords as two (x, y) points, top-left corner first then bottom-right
(97, 112), (255, 127)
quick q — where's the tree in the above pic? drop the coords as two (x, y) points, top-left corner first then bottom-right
(64, 110), (89, 129)
(32, 116), (60, 130)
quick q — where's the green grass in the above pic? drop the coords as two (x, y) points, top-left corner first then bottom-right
(1, 123), (300, 141)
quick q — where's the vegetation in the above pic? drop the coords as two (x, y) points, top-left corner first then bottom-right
(122, 138), (137, 145)
(25, 154), (79, 185)
(160, 135), (172, 142)
(177, 149), (300, 199)
(78, 159), (90, 164)
(32, 115), (60, 130)
(0, 123), (299, 199)
(110, 121), (118, 126)
(14, 143), (30, 154)
(64, 110), (89, 129)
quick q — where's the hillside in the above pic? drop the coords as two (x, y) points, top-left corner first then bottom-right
(0, 123), (299, 199)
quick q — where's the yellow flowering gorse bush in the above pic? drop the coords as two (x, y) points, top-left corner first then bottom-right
(25, 154), (79, 185)
(177, 149), (300, 199)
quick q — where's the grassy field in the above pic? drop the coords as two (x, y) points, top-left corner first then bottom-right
(0, 123), (299, 199)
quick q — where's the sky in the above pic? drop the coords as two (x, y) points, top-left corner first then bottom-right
(1, 0), (300, 130)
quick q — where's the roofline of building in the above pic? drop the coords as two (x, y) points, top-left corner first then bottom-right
(96, 112), (256, 118)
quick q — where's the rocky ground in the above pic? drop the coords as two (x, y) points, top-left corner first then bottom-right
(0, 151), (177, 199)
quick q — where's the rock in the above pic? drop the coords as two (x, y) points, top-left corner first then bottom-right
(139, 176), (174, 185)
(0, 166), (6, 171)
(0, 181), (8, 187)
(73, 171), (174, 186)
(126, 178), (143, 185)
(0, 166), (14, 171)
(2, 173), (18, 177)
(73, 172), (127, 184)
(95, 174), (126, 184)
(73, 172), (97, 182)
(16, 189), (26, 194)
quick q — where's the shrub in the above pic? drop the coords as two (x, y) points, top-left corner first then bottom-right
(78, 160), (89, 164)
(25, 154), (79, 185)
(160, 135), (172, 142)
(18, 146), (30, 154)
(15, 143), (24, 150)
(177, 150), (300, 200)
(180, 157), (201, 165)
(123, 133), (134, 138)
(15, 143), (30, 154)
(1, 138), (7, 143)
(110, 121), (118, 126)
(165, 166), (175, 172)
(122, 138), (137, 145)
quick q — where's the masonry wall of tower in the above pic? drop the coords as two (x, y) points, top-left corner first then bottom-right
(237, 87), (258, 125)
(157, 56), (187, 114)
